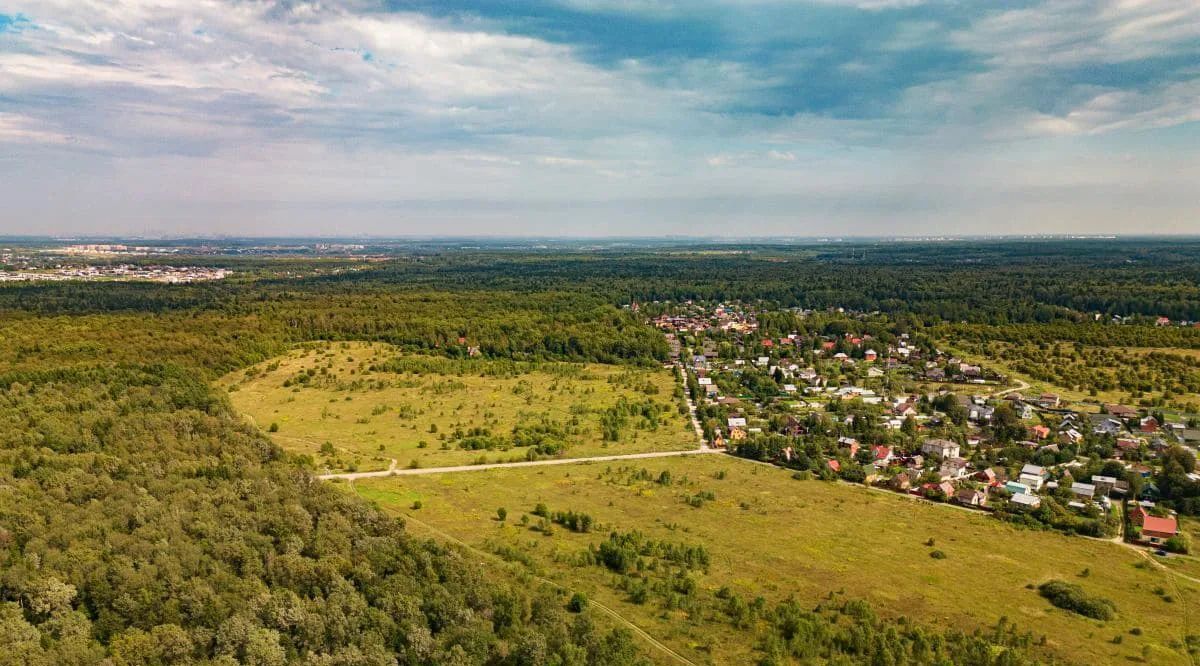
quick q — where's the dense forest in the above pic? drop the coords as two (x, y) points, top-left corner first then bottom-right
(5, 240), (1198, 664)
(6, 239), (1200, 323)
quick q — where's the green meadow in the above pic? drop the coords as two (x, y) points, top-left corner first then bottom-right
(355, 455), (1199, 665)
(221, 342), (695, 472)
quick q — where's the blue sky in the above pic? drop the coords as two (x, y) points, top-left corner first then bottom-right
(0, 0), (1197, 236)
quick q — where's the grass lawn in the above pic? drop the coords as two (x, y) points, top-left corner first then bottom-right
(354, 455), (1199, 665)
(220, 342), (695, 472)
(1161, 517), (1200, 582)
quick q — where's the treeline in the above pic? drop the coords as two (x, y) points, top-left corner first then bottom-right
(0, 290), (668, 378)
(942, 322), (1200, 349)
(7, 239), (1200, 324)
(0, 364), (644, 665)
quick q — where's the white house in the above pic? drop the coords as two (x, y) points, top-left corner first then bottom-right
(1010, 493), (1042, 510)
(921, 438), (960, 460)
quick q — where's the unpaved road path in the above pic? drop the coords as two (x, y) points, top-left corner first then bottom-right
(318, 447), (720, 480)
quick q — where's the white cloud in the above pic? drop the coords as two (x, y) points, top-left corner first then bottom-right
(0, 0), (1197, 234)
(0, 113), (72, 144)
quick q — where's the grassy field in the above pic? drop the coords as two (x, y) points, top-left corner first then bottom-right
(1161, 518), (1200, 582)
(949, 342), (1200, 415)
(353, 455), (1200, 665)
(220, 342), (695, 471)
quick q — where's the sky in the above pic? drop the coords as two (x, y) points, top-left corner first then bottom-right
(0, 0), (1198, 237)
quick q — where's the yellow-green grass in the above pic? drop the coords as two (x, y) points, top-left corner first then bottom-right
(947, 345), (1111, 409)
(355, 455), (1199, 666)
(949, 343), (1200, 413)
(1161, 518), (1200, 582)
(220, 342), (694, 472)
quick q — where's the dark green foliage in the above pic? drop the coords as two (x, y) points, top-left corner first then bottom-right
(1038, 580), (1116, 620)
(759, 598), (1038, 665)
(3, 241), (1182, 664)
(592, 531), (710, 574)
(550, 509), (595, 533)
(0, 368), (644, 663)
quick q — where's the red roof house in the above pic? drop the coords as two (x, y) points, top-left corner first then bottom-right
(1131, 506), (1179, 544)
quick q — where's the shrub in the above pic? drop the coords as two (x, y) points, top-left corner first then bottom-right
(1164, 536), (1190, 554)
(268, 422), (279, 432)
(567, 592), (587, 613)
(929, 550), (947, 560)
(497, 507), (507, 522)
(1038, 580), (1115, 620)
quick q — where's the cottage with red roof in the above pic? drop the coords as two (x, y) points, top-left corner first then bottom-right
(1130, 506), (1179, 545)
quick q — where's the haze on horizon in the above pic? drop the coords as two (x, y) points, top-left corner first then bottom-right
(1, 1), (1198, 237)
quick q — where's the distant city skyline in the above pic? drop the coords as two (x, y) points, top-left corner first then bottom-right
(1, 1), (1198, 236)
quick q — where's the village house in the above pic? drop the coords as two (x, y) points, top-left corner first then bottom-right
(955, 488), (987, 507)
(1018, 464), (1046, 491)
(1036, 393), (1060, 409)
(1115, 438), (1141, 457)
(838, 436), (861, 458)
(1090, 475), (1119, 496)
(893, 401), (918, 418)
(938, 457), (971, 480)
(1070, 482), (1096, 502)
(1129, 506), (1179, 545)
(923, 481), (955, 499)
(1010, 493), (1041, 510)
(1005, 480), (1031, 496)
(967, 404), (994, 423)
(921, 438), (960, 460)
(1094, 417), (1128, 436)
(974, 468), (997, 485)
(1105, 404), (1138, 420)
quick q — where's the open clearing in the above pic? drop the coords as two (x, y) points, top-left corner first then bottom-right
(950, 343), (1200, 414)
(354, 455), (1199, 666)
(221, 342), (695, 472)
(1163, 518), (1200, 582)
